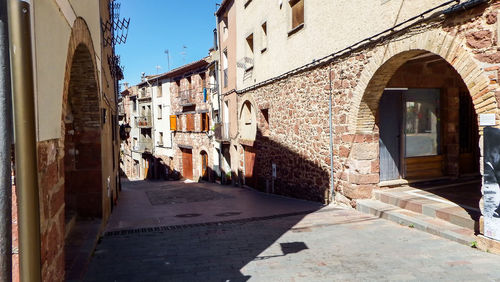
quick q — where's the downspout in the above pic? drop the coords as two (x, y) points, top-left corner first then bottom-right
(215, 16), (224, 184)
(8, 0), (42, 281)
(0, 0), (12, 281)
(329, 65), (335, 204)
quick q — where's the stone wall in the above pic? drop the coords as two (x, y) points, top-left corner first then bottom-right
(37, 140), (65, 281)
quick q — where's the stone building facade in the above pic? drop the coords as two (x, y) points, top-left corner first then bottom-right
(215, 0), (500, 248)
(170, 59), (214, 181)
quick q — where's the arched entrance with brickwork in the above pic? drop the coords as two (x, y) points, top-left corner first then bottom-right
(348, 44), (496, 233)
(63, 42), (103, 221)
(378, 51), (480, 181)
(61, 19), (103, 279)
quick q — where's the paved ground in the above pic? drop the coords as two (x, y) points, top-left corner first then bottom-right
(83, 179), (500, 281)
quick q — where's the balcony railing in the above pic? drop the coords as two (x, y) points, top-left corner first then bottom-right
(214, 122), (230, 141)
(133, 141), (153, 153)
(136, 115), (152, 128)
(138, 89), (151, 100)
(178, 89), (196, 105)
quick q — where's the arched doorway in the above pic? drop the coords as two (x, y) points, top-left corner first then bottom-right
(378, 52), (479, 182)
(353, 49), (486, 232)
(200, 150), (208, 181)
(63, 42), (102, 261)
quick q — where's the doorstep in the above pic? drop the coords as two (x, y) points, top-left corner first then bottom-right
(356, 199), (475, 246)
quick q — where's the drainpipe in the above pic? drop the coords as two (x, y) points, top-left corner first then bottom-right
(8, 0), (41, 281)
(0, 0), (12, 281)
(329, 65), (335, 204)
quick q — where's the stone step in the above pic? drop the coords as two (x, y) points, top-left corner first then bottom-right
(373, 189), (478, 231)
(356, 199), (476, 246)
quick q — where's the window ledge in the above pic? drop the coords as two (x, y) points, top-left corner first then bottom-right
(287, 23), (304, 37)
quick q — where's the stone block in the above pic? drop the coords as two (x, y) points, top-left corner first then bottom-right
(343, 184), (374, 199)
(351, 143), (378, 160)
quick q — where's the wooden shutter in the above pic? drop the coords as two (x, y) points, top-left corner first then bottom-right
(291, 0), (304, 29)
(186, 114), (195, 131)
(170, 115), (177, 131)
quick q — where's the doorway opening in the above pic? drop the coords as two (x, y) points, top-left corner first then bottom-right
(200, 150), (209, 181)
(182, 148), (193, 180)
(376, 51), (481, 230)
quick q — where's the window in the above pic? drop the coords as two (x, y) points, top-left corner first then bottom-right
(201, 113), (209, 132)
(404, 90), (440, 157)
(157, 85), (162, 97)
(158, 132), (164, 146)
(222, 16), (229, 41)
(186, 114), (195, 131)
(158, 105), (163, 119)
(243, 102), (252, 125)
(170, 115), (177, 131)
(289, 0), (304, 31)
(223, 50), (228, 88)
(246, 33), (254, 55)
(261, 22), (268, 52)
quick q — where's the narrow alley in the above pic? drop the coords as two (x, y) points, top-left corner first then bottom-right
(81, 179), (500, 281)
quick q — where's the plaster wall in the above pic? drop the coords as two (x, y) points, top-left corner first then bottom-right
(236, 0), (452, 89)
(34, 0), (103, 141)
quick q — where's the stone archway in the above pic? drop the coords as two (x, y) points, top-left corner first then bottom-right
(349, 30), (496, 133)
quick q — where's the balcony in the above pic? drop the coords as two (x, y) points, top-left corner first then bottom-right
(118, 104), (125, 116)
(132, 141), (153, 153)
(138, 89), (151, 100)
(136, 115), (152, 128)
(178, 89), (197, 106)
(214, 122), (230, 142)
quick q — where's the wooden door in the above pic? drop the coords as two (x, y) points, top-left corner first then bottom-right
(182, 149), (193, 180)
(379, 91), (402, 181)
(201, 151), (208, 180)
(244, 146), (256, 187)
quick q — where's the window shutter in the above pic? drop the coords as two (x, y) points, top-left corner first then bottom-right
(187, 114), (195, 131)
(170, 115), (177, 131)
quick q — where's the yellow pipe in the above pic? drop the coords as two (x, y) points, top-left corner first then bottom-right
(8, 0), (42, 281)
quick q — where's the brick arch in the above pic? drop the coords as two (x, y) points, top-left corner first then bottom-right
(349, 30), (495, 133)
(61, 17), (102, 219)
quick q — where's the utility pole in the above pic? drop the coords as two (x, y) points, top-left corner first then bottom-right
(0, 0), (13, 281)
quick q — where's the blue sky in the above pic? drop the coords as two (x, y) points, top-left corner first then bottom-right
(116, 0), (220, 86)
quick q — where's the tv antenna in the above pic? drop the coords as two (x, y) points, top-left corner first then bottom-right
(164, 49), (170, 71)
(180, 45), (187, 64)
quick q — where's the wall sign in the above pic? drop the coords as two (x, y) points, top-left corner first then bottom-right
(483, 127), (500, 241)
(480, 113), (496, 126)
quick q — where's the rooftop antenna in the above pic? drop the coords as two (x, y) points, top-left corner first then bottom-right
(164, 49), (170, 71)
(180, 45), (187, 64)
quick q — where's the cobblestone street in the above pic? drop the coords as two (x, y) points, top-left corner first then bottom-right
(82, 180), (500, 281)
